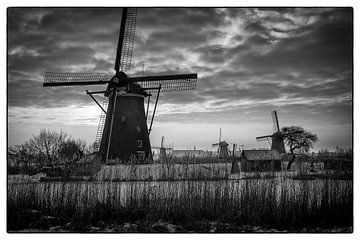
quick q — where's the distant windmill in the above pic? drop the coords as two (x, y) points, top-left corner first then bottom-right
(212, 128), (229, 159)
(43, 8), (197, 163)
(153, 136), (173, 160)
(256, 110), (302, 154)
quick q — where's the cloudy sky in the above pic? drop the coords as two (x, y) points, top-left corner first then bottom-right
(7, 7), (353, 151)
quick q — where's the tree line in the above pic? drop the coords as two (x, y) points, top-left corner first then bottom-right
(8, 126), (328, 174)
(8, 129), (93, 174)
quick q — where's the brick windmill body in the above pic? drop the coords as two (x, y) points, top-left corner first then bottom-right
(43, 8), (198, 164)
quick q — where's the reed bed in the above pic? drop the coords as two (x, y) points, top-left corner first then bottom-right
(8, 177), (352, 231)
(96, 162), (231, 181)
(94, 161), (328, 181)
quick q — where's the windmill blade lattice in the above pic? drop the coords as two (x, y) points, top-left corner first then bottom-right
(93, 97), (109, 152)
(115, 8), (137, 73)
(44, 72), (112, 87)
(129, 74), (197, 92)
(120, 8), (137, 72)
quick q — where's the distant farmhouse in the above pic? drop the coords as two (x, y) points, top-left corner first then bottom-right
(239, 149), (281, 172)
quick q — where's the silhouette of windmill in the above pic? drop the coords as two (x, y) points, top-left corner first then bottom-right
(212, 128), (229, 159)
(256, 110), (302, 154)
(152, 136), (173, 160)
(256, 111), (285, 153)
(43, 8), (197, 163)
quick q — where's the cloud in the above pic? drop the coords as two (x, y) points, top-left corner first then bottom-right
(7, 7), (353, 149)
(8, 7), (352, 105)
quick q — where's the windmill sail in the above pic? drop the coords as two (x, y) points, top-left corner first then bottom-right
(114, 8), (137, 73)
(212, 128), (221, 147)
(93, 97), (109, 152)
(219, 128), (221, 143)
(271, 110), (280, 132)
(256, 135), (272, 142)
(130, 74), (197, 93)
(161, 136), (164, 148)
(119, 8), (137, 72)
(43, 72), (112, 87)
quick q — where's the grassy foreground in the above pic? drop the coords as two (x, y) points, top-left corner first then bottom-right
(8, 177), (352, 232)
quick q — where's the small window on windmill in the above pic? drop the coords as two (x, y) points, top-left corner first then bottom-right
(121, 116), (126, 122)
(136, 126), (141, 132)
(136, 151), (145, 159)
(137, 140), (142, 148)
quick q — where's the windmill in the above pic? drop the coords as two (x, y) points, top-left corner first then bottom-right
(256, 110), (302, 154)
(212, 128), (229, 159)
(152, 136), (173, 160)
(43, 8), (197, 163)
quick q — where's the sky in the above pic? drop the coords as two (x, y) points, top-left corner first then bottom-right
(7, 7), (353, 152)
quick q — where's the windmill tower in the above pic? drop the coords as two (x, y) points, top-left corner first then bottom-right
(43, 8), (197, 163)
(212, 128), (229, 159)
(159, 137), (167, 160)
(256, 110), (302, 154)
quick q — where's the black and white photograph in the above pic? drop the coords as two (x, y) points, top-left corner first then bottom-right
(6, 5), (354, 234)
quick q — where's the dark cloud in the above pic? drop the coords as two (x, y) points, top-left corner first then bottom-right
(138, 8), (226, 29)
(194, 45), (227, 63)
(8, 70), (107, 108)
(230, 8), (352, 72)
(8, 7), (352, 101)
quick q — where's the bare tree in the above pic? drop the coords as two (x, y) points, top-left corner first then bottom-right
(8, 145), (22, 173)
(8, 130), (93, 175)
(281, 126), (318, 170)
(8, 143), (39, 173)
(27, 129), (68, 166)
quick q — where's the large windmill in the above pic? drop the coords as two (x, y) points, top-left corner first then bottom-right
(256, 110), (301, 154)
(212, 128), (229, 159)
(43, 8), (197, 163)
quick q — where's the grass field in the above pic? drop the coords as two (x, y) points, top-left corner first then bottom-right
(7, 160), (353, 232)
